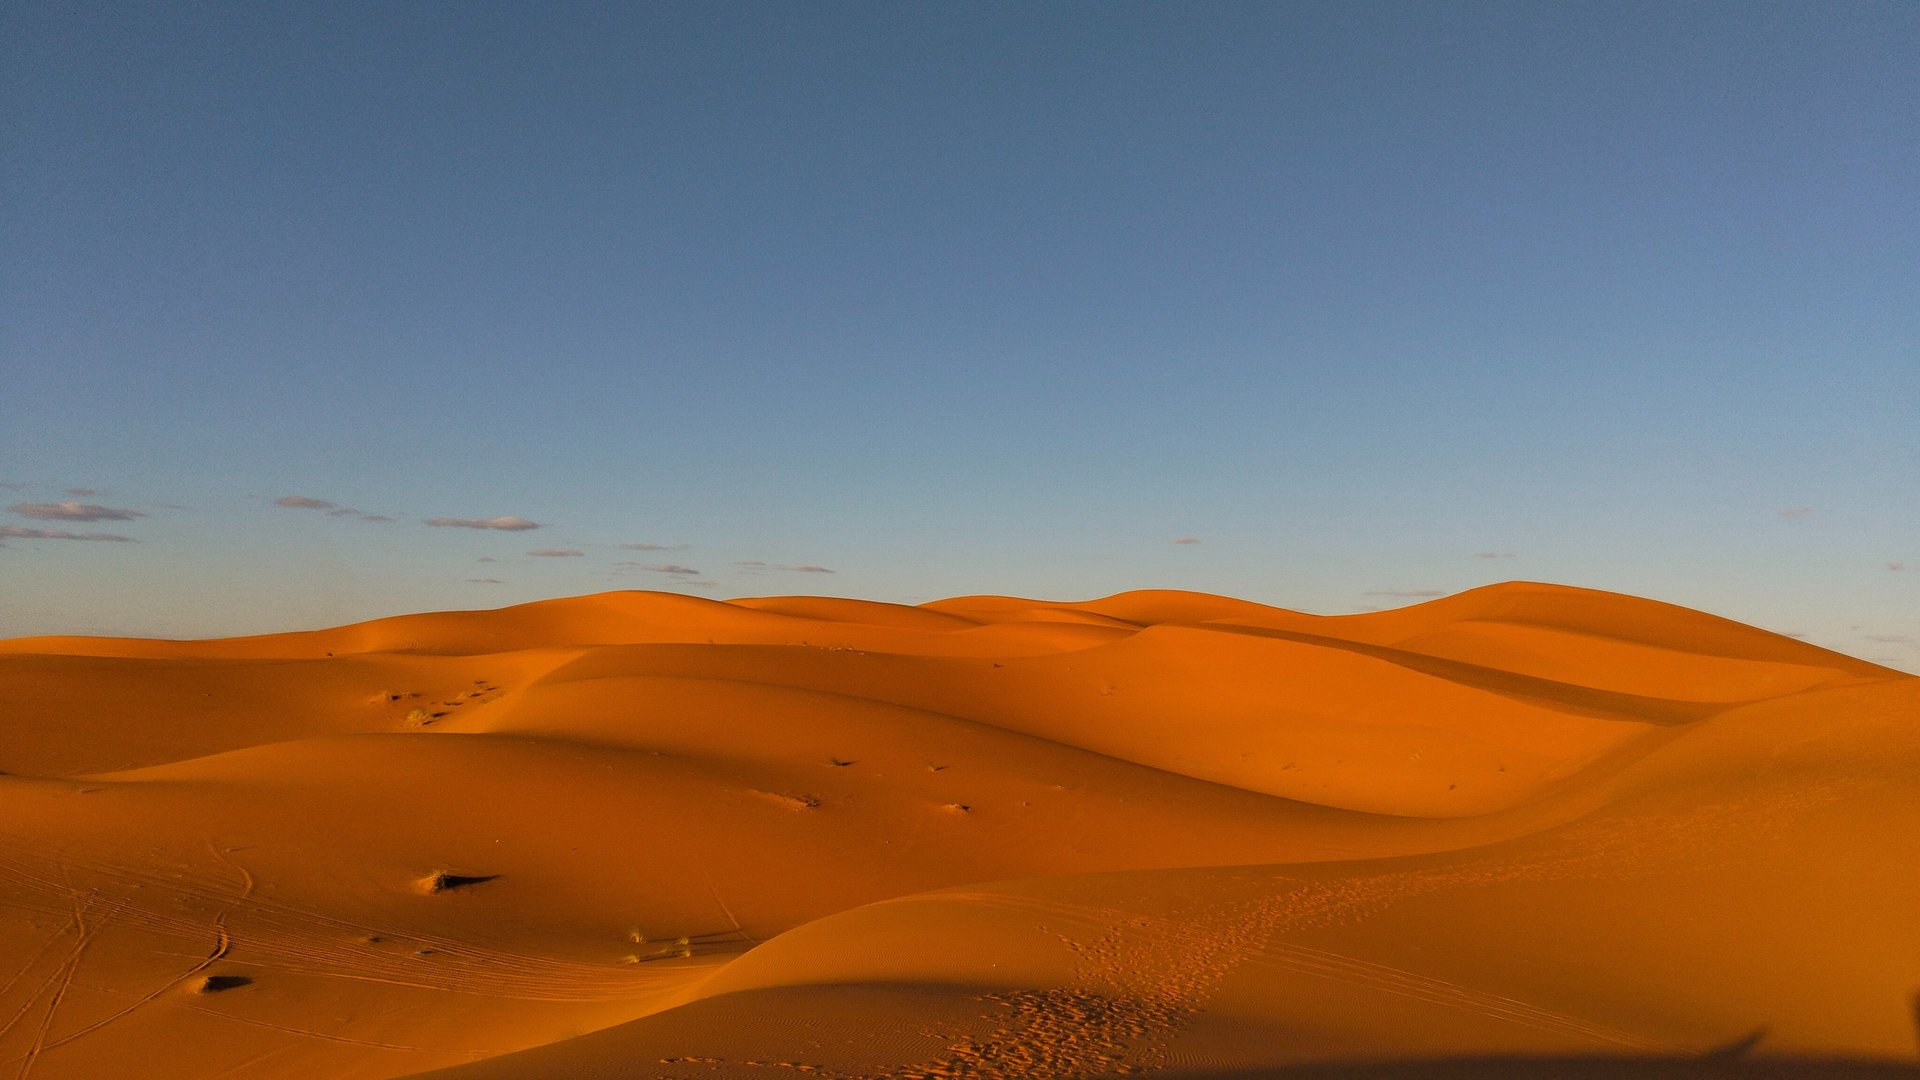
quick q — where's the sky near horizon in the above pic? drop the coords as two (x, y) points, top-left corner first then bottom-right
(2, 3), (1915, 669)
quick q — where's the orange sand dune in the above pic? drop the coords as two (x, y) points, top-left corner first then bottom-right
(0, 583), (1913, 1078)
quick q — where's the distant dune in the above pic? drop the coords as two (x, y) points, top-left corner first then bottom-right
(0, 583), (1914, 1078)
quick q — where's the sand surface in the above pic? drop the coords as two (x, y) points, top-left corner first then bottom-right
(0, 582), (1914, 1077)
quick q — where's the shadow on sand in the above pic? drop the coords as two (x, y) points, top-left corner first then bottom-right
(1160, 1059), (1920, 1079)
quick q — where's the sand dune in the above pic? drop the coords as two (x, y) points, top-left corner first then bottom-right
(0, 582), (1913, 1078)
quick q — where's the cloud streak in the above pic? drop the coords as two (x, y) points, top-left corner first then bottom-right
(1171, 536), (1201, 545)
(426, 516), (540, 531)
(277, 495), (394, 523)
(1779, 506), (1814, 520)
(0, 525), (135, 542)
(735, 560), (833, 573)
(11, 501), (144, 522)
(528, 548), (583, 557)
(621, 542), (689, 552)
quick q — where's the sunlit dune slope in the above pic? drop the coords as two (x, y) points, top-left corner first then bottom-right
(0, 583), (1911, 1079)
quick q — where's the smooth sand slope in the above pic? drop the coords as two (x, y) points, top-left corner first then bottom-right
(0, 582), (1913, 1078)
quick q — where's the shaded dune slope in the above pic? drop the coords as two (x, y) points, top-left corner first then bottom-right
(0, 583), (1912, 1078)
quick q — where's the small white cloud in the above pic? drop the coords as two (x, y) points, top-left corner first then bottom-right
(11, 501), (144, 522)
(528, 548), (584, 557)
(622, 542), (688, 551)
(0, 525), (135, 542)
(426, 516), (541, 531)
(735, 560), (767, 568)
(1171, 536), (1201, 545)
(1779, 506), (1814, 520)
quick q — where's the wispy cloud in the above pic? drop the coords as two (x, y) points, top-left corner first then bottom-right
(735, 560), (767, 569)
(1779, 506), (1814, 520)
(1171, 536), (1201, 545)
(634, 563), (700, 575)
(0, 525), (135, 542)
(622, 542), (689, 552)
(1889, 561), (1905, 572)
(1364, 589), (1446, 598)
(11, 501), (144, 522)
(465, 577), (503, 584)
(65, 487), (97, 497)
(278, 496), (392, 523)
(736, 559), (833, 573)
(426, 516), (540, 531)
(783, 564), (834, 573)
(529, 548), (584, 557)
(476, 556), (497, 563)
(1473, 551), (1516, 559)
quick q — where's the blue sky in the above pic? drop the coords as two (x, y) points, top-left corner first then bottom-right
(2, 2), (1915, 668)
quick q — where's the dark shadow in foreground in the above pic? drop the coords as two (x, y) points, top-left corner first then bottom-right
(1160, 1059), (1920, 1079)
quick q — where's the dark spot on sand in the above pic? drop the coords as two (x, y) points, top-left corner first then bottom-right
(194, 975), (251, 993)
(418, 870), (500, 894)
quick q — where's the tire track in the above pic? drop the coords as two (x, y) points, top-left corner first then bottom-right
(13, 885), (92, 1079)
